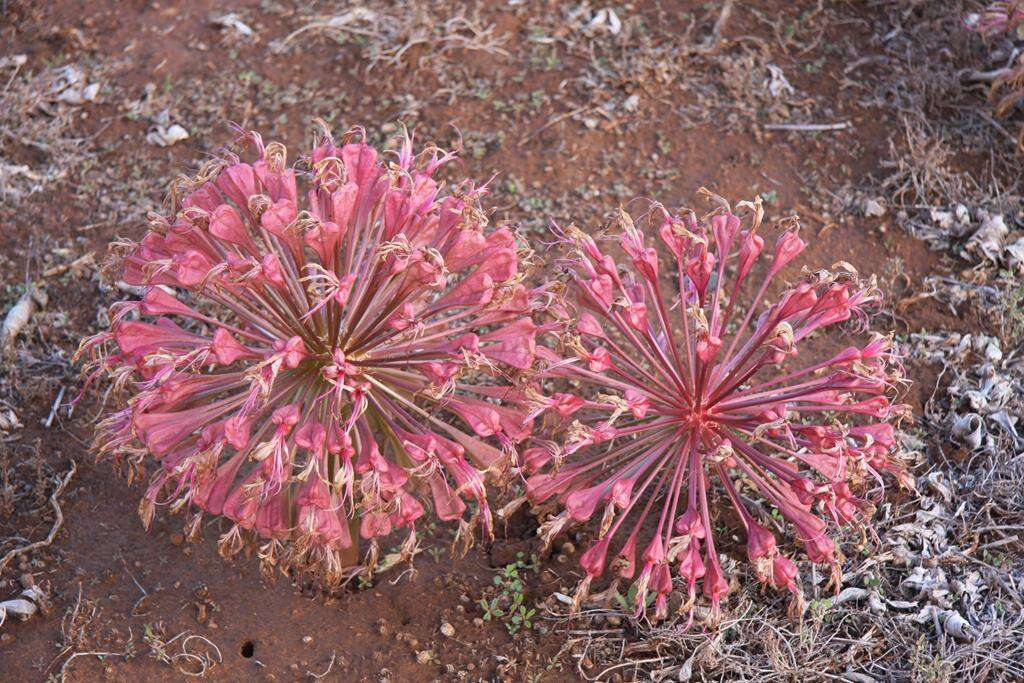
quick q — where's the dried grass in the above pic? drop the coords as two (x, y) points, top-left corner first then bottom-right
(272, 2), (509, 70)
(0, 58), (95, 203)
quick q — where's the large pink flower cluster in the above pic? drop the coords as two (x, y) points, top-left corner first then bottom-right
(525, 199), (911, 620)
(78, 128), (543, 586)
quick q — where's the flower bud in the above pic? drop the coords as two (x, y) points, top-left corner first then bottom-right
(580, 537), (611, 577)
(770, 229), (805, 273)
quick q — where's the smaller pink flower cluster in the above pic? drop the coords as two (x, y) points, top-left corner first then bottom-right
(524, 199), (911, 621)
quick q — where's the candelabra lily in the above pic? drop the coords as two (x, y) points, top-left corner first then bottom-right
(526, 194), (911, 621)
(77, 126), (543, 587)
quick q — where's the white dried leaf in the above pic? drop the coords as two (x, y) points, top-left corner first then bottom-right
(832, 587), (870, 605)
(51, 64), (100, 105)
(552, 592), (573, 606)
(915, 607), (975, 640)
(0, 408), (20, 433)
(146, 124), (190, 148)
(586, 8), (622, 35)
(902, 566), (949, 596)
(941, 610), (974, 640)
(929, 206), (969, 234)
(965, 211), (1008, 263)
(925, 471), (952, 503)
(989, 410), (1022, 446)
(863, 197), (886, 218)
(1005, 237), (1024, 272)
(765, 64), (795, 99)
(963, 389), (989, 413)
(0, 585), (47, 626)
(213, 13), (254, 37)
(951, 413), (984, 450)
(841, 673), (876, 683)
(0, 54), (27, 69)
(1, 285), (48, 353)
(0, 598), (36, 622)
(983, 340), (1003, 363)
(954, 571), (986, 602)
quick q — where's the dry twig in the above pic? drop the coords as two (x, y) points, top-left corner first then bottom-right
(0, 461), (76, 576)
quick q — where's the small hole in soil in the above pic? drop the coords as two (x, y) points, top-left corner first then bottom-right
(240, 640), (255, 658)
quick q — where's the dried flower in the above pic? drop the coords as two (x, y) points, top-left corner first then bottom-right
(77, 125), (543, 587)
(529, 196), (911, 621)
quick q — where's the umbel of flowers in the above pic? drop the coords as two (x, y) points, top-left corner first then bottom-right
(77, 126), (545, 587)
(525, 193), (912, 621)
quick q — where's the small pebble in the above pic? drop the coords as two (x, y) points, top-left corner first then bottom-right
(440, 622), (455, 637)
(302, 635), (312, 644)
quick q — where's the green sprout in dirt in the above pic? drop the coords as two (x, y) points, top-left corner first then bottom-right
(479, 552), (539, 635)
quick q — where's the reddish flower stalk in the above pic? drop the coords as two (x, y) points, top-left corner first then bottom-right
(77, 126), (544, 587)
(967, 2), (1024, 149)
(527, 194), (911, 621)
(967, 1), (1024, 38)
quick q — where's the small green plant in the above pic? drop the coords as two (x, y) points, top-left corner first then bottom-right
(613, 583), (655, 613)
(479, 553), (539, 635)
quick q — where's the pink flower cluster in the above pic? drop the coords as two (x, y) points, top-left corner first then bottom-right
(79, 125), (912, 615)
(525, 199), (911, 621)
(78, 127), (544, 586)
(968, 2), (1024, 146)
